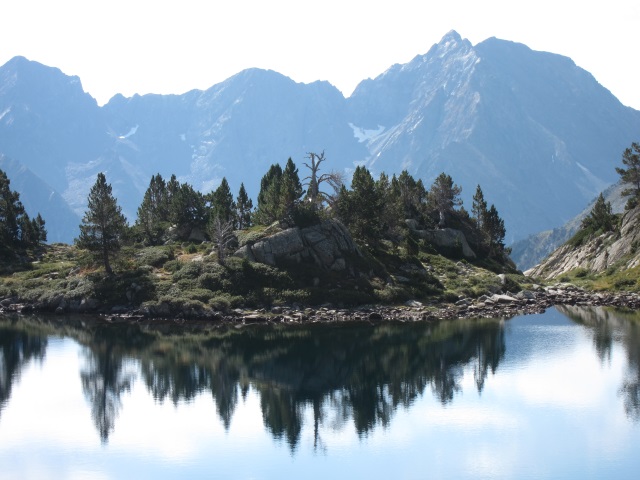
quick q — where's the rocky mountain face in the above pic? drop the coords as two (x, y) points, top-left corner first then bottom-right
(1, 32), (639, 244)
(526, 202), (640, 279)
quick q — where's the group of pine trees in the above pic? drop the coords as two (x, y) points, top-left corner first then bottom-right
(74, 153), (509, 273)
(334, 167), (506, 257)
(0, 168), (46, 258)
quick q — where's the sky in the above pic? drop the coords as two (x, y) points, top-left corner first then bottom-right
(1, 0), (639, 109)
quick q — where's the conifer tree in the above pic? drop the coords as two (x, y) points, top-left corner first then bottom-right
(429, 173), (462, 228)
(168, 181), (206, 239)
(136, 174), (169, 245)
(616, 141), (640, 209)
(236, 183), (253, 229)
(581, 193), (616, 233)
(209, 177), (236, 225)
(0, 168), (46, 253)
(76, 173), (128, 274)
(484, 204), (506, 256)
(281, 158), (304, 215)
(336, 166), (381, 244)
(472, 185), (488, 229)
(255, 164), (283, 224)
(0, 169), (23, 250)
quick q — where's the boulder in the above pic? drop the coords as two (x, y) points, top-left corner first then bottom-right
(234, 219), (360, 271)
(406, 223), (476, 259)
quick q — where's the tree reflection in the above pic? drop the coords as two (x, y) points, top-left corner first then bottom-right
(80, 326), (140, 443)
(0, 321), (48, 418)
(1, 313), (508, 449)
(557, 305), (640, 421)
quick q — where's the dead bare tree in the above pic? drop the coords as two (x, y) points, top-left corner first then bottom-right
(302, 151), (344, 209)
(209, 215), (235, 265)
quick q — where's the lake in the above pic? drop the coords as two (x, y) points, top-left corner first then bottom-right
(1, 306), (639, 479)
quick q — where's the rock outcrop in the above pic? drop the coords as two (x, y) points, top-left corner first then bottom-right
(234, 219), (361, 272)
(406, 220), (476, 259)
(527, 203), (640, 279)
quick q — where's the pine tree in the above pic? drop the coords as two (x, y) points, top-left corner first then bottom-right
(616, 141), (640, 209)
(209, 177), (236, 225)
(281, 158), (303, 215)
(484, 204), (506, 256)
(168, 181), (207, 239)
(336, 166), (381, 244)
(76, 173), (128, 274)
(236, 183), (253, 229)
(136, 173), (169, 245)
(581, 193), (616, 233)
(33, 213), (47, 244)
(0, 169), (24, 250)
(429, 173), (462, 228)
(255, 164), (283, 224)
(472, 185), (488, 229)
(0, 168), (46, 253)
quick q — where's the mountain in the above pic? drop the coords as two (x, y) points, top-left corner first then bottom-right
(1, 32), (639, 244)
(347, 31), (640, 242)
(510, 182), (628, 270)
(0, 154), (80, 243)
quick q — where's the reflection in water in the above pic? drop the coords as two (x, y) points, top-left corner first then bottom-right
(1, 306), (639, 447)
(79, 324), (154, 443)
(0, 319), (48, 419)
(557, 306), (640, 421)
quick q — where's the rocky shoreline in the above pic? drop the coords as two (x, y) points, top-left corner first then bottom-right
(2, 283), (640, 326)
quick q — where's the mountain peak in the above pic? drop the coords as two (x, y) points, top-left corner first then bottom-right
(439, 30), (462, 44)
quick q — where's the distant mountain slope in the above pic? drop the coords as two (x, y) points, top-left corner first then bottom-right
(0, 154), (80, 243)
(1, 32), (639, 244)
(511, 182), (627, 270)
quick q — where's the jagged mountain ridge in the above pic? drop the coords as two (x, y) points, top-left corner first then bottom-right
(1, 31), (639, 244)
(347, 31), (640, 242)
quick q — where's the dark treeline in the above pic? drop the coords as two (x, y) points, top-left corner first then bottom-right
(75, 152), (508, 272)
(0, 169), (46, 259)
(0, 314), (508, 447)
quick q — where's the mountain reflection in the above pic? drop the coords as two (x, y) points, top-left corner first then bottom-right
(557, 305), (640, 421)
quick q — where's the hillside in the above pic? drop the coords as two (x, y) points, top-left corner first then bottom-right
(526, 201), (640, 290)
(2, 32), (639, 244)
(510, 182), (627, 270)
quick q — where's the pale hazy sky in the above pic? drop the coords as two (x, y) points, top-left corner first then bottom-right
(1, 0), (638, 109)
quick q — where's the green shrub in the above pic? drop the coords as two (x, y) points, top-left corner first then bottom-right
(136, 246), (173, 268)
(163, 259), (182, 273)
(172, 262), (202, 281)
(374, 285), (410, 304)
(185, 288), (215, 303)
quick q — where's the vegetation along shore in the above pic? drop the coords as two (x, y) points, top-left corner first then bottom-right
(3, 143), (640, 324)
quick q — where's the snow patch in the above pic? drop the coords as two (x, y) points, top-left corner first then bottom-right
(180, 133), (186, 141)
(348, 123), (385, 143)
(0, 107), (10, 122)
(118, 125), (139, 139)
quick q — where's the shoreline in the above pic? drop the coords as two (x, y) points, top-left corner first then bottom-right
(2, 284), (640, 327)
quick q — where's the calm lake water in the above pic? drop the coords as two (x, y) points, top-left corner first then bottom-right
(1, 306), (639, 479)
